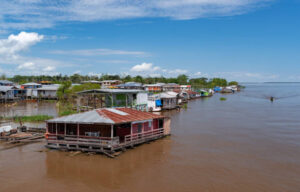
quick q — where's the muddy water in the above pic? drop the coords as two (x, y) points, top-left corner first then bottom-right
(0, 101), (58, 117)
(0, 101), (58, 128)
(1, 83), (300, 192)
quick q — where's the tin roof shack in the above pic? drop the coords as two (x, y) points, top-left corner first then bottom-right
(148, 91), (181, 111)
(45, 108), (171, 155)
(21, 82), (42, 98)
(180, 85), (191, 91)
(0, 80), (14, 86)
(36, 85), (59, 99)
(155, 92), (178, 110)
(143, 83), (165, 92)
(162, 83), (180, 92)
(186, 90), (200, 99)
(77, 89), (148, 111)
(99, 80), (122, 88)
(0, 86), (17, 102)
(117, 82), (143, 90)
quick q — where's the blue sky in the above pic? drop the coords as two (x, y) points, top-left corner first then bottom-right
(0, 0), (299, 82)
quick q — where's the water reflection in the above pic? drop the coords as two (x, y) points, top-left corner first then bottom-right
(0, 101), (58, 118)
(45, 138), (171, 191)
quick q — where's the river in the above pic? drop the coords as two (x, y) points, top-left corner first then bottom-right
(1, 83), (300, 192)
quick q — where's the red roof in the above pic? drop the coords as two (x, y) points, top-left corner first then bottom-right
(97, 108), (165, 124)
(186, 90), (197, 94)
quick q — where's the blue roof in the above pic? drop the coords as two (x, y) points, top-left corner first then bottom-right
(117, 82), (142, 87)
(0, 80), (14, 84)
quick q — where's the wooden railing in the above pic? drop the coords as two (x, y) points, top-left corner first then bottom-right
(46, 128), (165, 149)
(124, 128), (164, 144)
(46, 134), (120, 147)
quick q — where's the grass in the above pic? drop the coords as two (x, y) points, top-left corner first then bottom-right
(59, 110), (77, 117)
(220, 97), (227, 101)
(9, 115), (53, 122)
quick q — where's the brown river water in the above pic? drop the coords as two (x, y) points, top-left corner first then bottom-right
(1, 83), (300, 192)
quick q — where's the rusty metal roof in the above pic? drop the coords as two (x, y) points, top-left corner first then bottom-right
(97, 108), (164, 124)
(48, 108), (164, 124)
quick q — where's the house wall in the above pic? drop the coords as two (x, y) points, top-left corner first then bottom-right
(137, 93), (148, 105)
(47, 123), (111, 137)
(132, 121), (153, 134)
(162, 98), (177, 109)
(38, 90), (57, 98)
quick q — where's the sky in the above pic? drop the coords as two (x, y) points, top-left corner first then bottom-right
(0, 0), (299, 82)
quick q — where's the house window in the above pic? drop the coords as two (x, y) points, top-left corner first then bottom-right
(158, 119), (164, 128)
(148, 121), (152, 128)
(137, 123), (142, 133)
(85, 132), (100, 137)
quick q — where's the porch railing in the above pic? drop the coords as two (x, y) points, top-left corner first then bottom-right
(124, 128), (164, 144)
(46, 134), (120, 147)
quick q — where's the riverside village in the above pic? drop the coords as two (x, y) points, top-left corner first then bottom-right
(0, 75), (241, 157)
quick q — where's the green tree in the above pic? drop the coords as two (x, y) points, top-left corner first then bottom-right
(0, 74), (6, 80)
(57, 81), (72, 100)
(177, 74), (188, 85)
(228, 81), (238, 86)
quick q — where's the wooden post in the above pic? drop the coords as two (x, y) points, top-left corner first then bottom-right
(130, 123), (133, 142)
(64, 123), (66, 136)
(111, 124), (114, 139)
(56, 123), (58, 135)
(77, 123), (79, 138)
(111, 94), (113, 107)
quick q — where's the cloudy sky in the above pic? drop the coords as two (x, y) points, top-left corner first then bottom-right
(0, 0), (299, 82)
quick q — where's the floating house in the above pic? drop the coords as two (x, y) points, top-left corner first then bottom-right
(180, 85), (191, 91)
(186, 90), (200, 99)
(77, 89), (148, 110)
(0, 80), (14, 86)
(99, 80), (122, 88)
(117, 82), (143, 90)
(150, 92), (178, 110)
(147, 94), (162, 112)
(21, 82), (42, 98)
(45, 108), (171, 154)
(162, 83), (181, 92)
(143, 83), (165, 92)
(0, 86), (16, 101)
(36, 85), (59, 99)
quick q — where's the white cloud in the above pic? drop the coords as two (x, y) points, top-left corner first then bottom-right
(0, 0), (274, 29)
(50, 48), (147, 56)
(43, 66), (56, 72)
(130, 62), (155, 72)
(0, 31), (44, 59)
(168, 69), (188, 74)
(17, 62), (35, 70)
(194, 71), (202, 76)
(130, 62), (187, 76)
(0, 32), (78, 76)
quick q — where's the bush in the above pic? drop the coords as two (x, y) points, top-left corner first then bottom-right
(12, 115), (53, 122)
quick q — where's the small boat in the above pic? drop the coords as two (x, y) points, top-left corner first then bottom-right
(0, 125), (13, 133)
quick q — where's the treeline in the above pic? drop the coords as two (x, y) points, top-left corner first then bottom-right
(1, 74), (238, 88)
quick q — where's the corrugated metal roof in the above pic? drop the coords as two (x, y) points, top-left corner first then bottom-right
(48, 108), (164, 124)
(47, 110), (114, 124)
(98, 108), (164, 124)
(77, 88), (146, 94)
(37, 85), (59, 91)
(0, 80), (14, 84)
(22, 82), (41, 86)
(0, 86), (16, 92)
